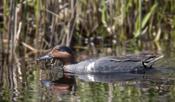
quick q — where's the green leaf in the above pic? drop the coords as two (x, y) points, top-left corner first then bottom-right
(142, 3), (157, 28)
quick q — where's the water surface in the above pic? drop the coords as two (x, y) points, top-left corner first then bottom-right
(1, 45), (175, 102)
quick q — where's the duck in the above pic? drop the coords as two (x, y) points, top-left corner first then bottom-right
(37, 45), (163, 74)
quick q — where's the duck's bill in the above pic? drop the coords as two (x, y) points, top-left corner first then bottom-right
(36, 55), (53, 61)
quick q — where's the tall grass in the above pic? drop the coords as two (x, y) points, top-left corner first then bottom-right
(0, 0), (175, 58)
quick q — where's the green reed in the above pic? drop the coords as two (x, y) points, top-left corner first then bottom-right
(1, 0), (175, 57)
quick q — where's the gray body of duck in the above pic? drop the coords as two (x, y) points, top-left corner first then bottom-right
(37, 45), (163, 74)
(64, 55), (163, 74)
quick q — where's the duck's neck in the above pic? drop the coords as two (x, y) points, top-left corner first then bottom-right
(62, 56), (77, 65)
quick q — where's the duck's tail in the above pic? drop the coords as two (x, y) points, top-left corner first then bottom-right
(143, 55), (164, 68)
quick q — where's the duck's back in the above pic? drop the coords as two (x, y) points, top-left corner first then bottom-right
(64, 56), (154, 74)
(92, 56), (143, 73)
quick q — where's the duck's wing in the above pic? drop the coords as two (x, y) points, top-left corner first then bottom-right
(94, 54), (163, 72)
(97, 56), (142, 62)
(91, 56), (143, 73)
(98, 54), (163, 68)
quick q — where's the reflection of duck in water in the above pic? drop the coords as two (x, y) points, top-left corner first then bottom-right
(37, 45), (163, 74)
(41, 75), (76, 95)
(76, 73), (146, 83)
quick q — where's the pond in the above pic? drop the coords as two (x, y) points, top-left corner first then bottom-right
(1, 42), (175, 102)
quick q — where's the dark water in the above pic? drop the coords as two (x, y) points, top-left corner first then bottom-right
(1, 45), (175, 102)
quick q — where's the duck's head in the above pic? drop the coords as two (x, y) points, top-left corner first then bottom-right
(37, 45), (75, 65)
